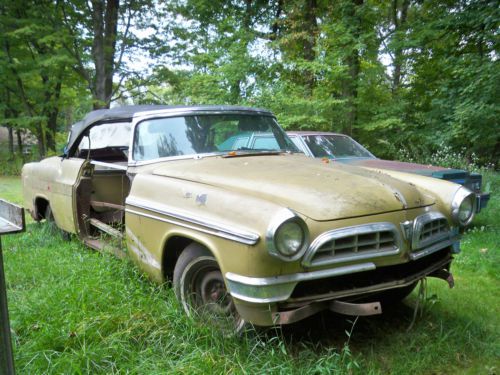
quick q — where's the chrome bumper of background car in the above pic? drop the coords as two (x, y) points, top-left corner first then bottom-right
(476, 192), (490, 213)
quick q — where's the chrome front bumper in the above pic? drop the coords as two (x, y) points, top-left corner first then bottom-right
(226, 247), (456, 305)
(225, 263), (376, 304)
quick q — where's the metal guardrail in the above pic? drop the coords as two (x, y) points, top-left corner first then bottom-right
(0, 199), (25, 375)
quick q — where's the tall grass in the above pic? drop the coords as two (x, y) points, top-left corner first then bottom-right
(1, 172), (498, 374)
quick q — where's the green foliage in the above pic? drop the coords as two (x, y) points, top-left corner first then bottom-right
(142, 0), (498, 166)
(0, 0), (498, 164)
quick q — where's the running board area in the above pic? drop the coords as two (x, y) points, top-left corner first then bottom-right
(84, 238), (126, 259)
(89, 218), (123, 239)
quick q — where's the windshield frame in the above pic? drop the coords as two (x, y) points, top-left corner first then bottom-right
(128, 110), (298, 166)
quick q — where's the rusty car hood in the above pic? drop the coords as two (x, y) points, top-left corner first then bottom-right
(150, 154), (434, 221)
(340, 158), (470, 183)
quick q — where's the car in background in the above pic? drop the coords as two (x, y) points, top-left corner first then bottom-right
(21, 106), (478, 332)
(287, 131), (490, 213)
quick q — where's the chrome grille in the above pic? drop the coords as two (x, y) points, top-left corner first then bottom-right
(419, 218), (448, 242)
(412, 213), (451, 251)
(303, 223), (401, 268)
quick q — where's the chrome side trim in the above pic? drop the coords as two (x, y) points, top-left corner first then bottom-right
(225, 263), (376, 303)
(302, 222), (401, 268)
(125, 198), (259, 245)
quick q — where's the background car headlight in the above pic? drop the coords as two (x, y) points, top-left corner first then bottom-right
(451, 186), (476, 226)
(266, 209), (309, 261)
(275, 221), (304, 256)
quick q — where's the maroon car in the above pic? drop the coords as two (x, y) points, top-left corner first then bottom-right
(287, 131), (490, 213)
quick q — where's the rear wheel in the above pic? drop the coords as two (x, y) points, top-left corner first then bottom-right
(173, 243), (246, 334)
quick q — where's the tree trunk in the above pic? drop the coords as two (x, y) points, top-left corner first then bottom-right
(43, 76), (63, 152)
(391, 0), (409, 93)
(340, 0), (363, 136)
(15, 129), (23, 161)
(303, 0), (318, 96)
(7, 126), (14, 159)
(91, 0), (120, 109)
(35, 123), (45, 159)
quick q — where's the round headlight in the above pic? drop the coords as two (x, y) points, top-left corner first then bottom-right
(458, 195), (474, 223)
(275, 221), (304, 256)
(266, 209), (310, 262)
(451, 187), (476, 226)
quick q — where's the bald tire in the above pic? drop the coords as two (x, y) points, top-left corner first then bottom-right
(173, 243), (246, 334)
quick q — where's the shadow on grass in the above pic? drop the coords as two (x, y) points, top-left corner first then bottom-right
(261, 296), (495, 360)
(276, 300), (417, 347)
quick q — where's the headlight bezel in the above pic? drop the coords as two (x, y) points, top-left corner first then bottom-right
(266, 209), (310, 262)
(451, 186), (476, 227)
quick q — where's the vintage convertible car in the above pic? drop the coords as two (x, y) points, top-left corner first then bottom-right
(286, 131), (490, 213)
(22, 106), (477, 330)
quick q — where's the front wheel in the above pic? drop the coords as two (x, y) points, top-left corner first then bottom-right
(173, 243), (246, 334)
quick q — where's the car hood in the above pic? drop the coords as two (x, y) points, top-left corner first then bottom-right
(151, 154), (434, 221)
(341, 158), (469, 183)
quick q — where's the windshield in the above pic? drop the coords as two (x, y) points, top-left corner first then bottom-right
(302, 134), (374, 159)
(132, 114), (298, 161)
(78, 122), (131, 150)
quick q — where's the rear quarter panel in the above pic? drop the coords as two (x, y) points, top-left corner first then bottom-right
(22, 156), (86, 233)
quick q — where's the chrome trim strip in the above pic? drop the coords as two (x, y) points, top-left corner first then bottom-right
(302, 222), (401, 268)
(125, 198), (259, 245)
(225, 263), (376, 303)
(129, 152), (223, 167)
(410, 236), (459, 260)
(90, 160), (128, 171)
(133, 108), (274, 121)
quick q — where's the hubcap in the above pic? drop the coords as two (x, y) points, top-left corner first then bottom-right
(199, 270), (232, 315)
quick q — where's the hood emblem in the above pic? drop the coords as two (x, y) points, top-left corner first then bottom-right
(393, 189), (408, 209)
(196, 193), (208, 206)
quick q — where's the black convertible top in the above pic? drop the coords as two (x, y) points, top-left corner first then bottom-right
(64, 105), (273, 156)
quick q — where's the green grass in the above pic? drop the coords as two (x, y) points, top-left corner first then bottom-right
(1, 174), (499, 374)
(0, 176), (22, 205)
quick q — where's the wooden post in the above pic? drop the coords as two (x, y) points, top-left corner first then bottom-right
(0, 200), (25, 375)
(0, 238), (15, 375)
